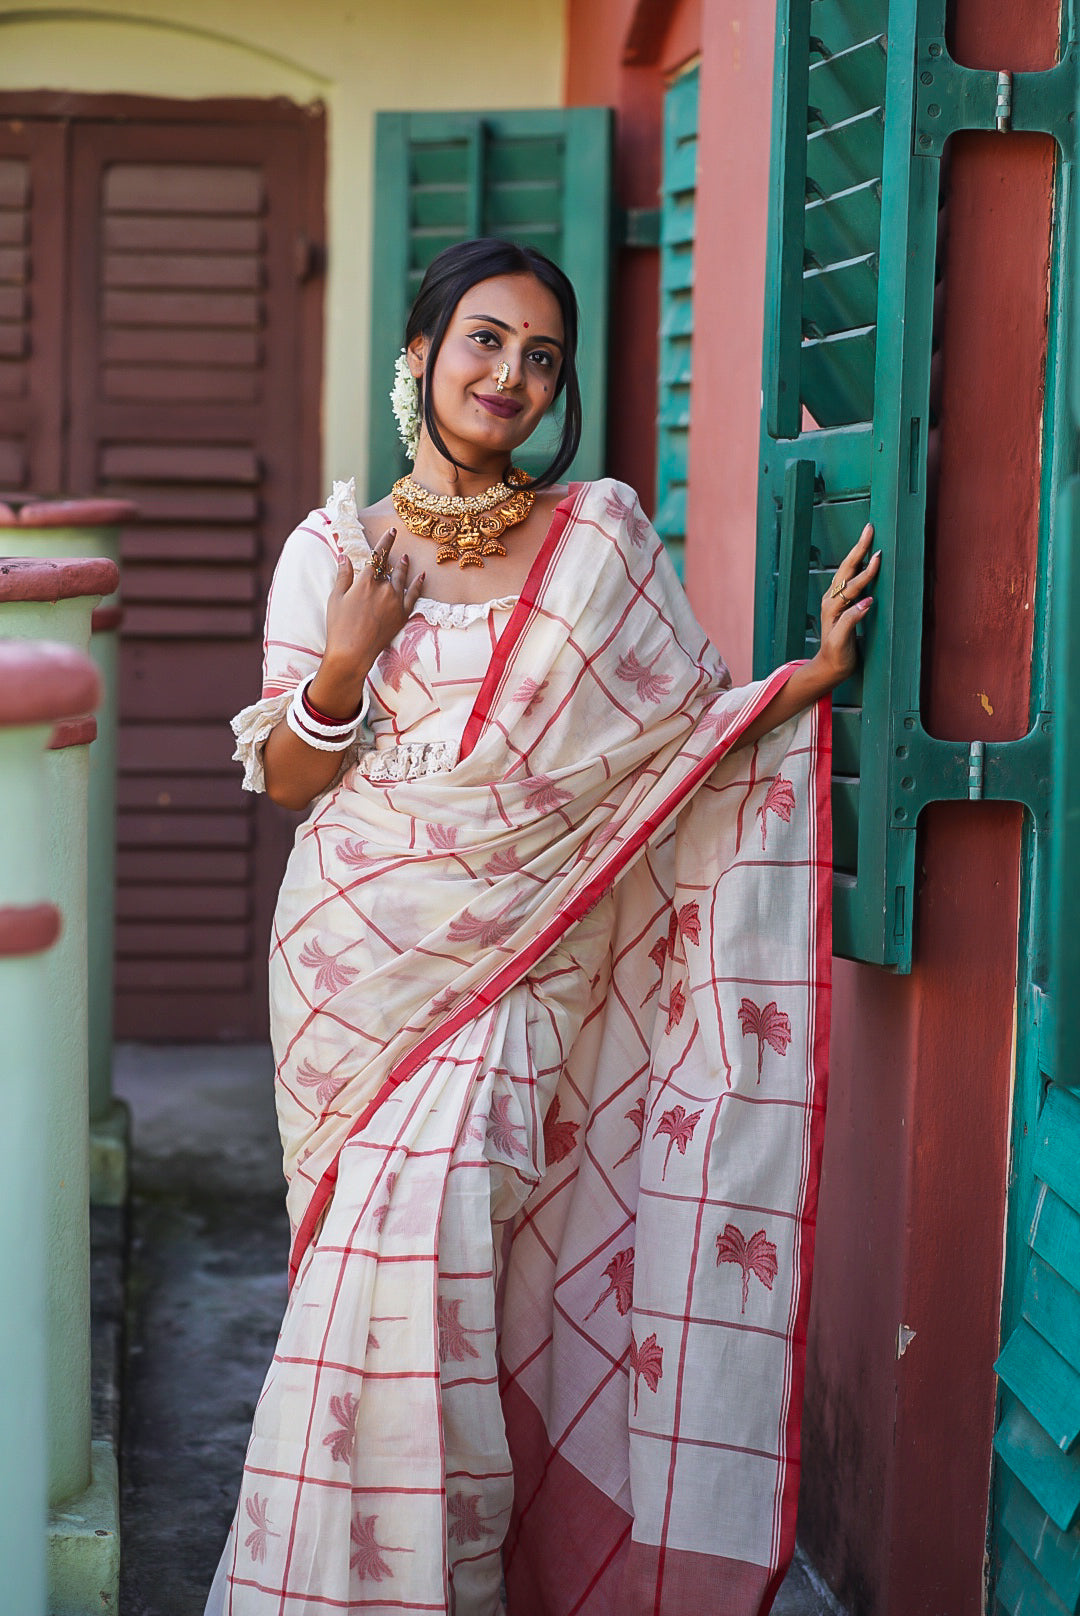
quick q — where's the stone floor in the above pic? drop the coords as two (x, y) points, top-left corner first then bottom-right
(113, 1043), (846, 1616)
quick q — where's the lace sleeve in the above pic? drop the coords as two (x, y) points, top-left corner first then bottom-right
(230, 488), (366, 792)
(230, 691), (293, 794)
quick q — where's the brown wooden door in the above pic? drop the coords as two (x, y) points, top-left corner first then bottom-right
(0, 98), (325, 1039)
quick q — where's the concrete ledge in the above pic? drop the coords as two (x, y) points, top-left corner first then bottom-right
(47, 1440), (120, 1614)
(89, 1099), (130, 1208)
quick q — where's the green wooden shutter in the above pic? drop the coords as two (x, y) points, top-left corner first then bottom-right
(654, 62), (700, 577)
(755, 0), (1053, 969)
(367, 108), (612, 500)
(755, 0), (920, 968)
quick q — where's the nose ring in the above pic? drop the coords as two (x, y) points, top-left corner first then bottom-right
(495, 362), (510, 393)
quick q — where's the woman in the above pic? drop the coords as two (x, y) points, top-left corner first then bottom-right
(211, 238), (878, 1616)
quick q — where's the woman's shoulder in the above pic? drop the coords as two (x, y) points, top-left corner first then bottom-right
(575, 478), (655, 548)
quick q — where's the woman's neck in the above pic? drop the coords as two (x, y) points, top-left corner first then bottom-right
(408, 442), (512, 499)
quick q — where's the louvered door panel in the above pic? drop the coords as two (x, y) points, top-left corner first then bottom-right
(994, 1024), (1080, 1613)
(65, 118), (322, 1038)
(756, 0), (945, 968)
(0, 123), (65, 494)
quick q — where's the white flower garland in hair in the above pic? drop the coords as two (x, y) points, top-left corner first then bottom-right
(390, 349), (421, 460)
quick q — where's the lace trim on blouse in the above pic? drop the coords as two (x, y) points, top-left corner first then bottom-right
(231, 691), (363, 794)
(327, 479), (518, 625)
(412, 595), (516, 627)
(352, 739), (460, 782)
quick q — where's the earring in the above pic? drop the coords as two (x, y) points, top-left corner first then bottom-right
(495, 362), (510, 393)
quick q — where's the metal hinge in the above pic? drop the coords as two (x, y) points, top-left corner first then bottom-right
(968, 739), (985, 800)
(892, 715), (1052, 830)
(914, 38), (1078, 157)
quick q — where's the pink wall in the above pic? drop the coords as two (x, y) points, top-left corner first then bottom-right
(685, 6), (776, 683)
(566, 0), (1053, 1608)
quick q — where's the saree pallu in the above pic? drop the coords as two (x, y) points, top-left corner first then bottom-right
(211, 480), (832, 1615)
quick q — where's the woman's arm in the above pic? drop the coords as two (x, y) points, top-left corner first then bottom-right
(734, 525), (880, 751)
(263, 530), (425, 811)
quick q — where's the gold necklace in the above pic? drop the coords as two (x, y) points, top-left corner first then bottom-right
(391, 467), (535, 568)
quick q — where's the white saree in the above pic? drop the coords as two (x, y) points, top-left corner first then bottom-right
(209, 478), (832, 1615)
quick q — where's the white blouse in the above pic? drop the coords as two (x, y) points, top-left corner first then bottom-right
(231, 478), (517, 791)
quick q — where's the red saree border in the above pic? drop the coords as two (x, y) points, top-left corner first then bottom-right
(288, 663), (814, 1286)
(761, 693), (832, 1612)
(459, 483), (583, 762)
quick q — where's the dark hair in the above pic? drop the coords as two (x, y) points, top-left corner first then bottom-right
(404, 237), (581, 489)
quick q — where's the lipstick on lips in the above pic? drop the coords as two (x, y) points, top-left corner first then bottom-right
(474, 393), (523, 419)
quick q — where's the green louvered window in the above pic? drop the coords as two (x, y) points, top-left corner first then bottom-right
(367, 109), (612, 500)
(755, 0), (1050, 969)
(654, 61), (700, 577)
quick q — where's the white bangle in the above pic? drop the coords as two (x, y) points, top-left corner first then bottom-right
(285, 701), (354, 752)
(286, 676), (368, 753)
(295, 672), (368, 735)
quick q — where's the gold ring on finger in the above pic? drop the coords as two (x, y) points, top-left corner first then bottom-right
(831, 576), (850, 601)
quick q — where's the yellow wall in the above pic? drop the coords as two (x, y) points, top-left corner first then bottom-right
(0, 1), (567, 494)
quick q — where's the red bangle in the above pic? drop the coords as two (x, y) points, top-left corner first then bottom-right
(302, 686), (362, 726)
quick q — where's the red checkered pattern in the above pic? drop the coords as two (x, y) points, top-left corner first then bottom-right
(210, 481), (831, 1615)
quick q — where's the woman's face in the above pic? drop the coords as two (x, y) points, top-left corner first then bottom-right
(409, 272), (565, 470)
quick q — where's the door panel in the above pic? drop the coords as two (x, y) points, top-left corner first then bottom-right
(0, 100), (324, 1040)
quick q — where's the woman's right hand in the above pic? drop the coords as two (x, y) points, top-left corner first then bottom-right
(310, 528), (426, 718)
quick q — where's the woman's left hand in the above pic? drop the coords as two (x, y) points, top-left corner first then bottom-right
(816, 524), (881, 688)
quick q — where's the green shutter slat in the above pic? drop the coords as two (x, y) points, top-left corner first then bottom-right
(805, 179), (883, 266)
(661, 296), (695, 339)
(802, 252), (878, 337)
(810, 493), (872, 564)
(487, 137), (565, 182)
(1000, 1472), (1080, 1612)
(654, 487), (686, 537)
(1031, 1185), (1080, 1292)
(995, 1403), (1080, 1535)
(809, 0), (889, 52)
(996, 1540), (1074, 1616)
(831, 707), (862, 777)
(806, 108), (885, 200)
(660, 345), (692, 388)
(800, 325), (876, 426)
(368, 107), (612, 498)
(488, 188), (564, 230)
(662, 202), (697, 248)
(995, 1321), (1080, 1453)
(665, 141), (698, 196)
(661, 246), (695, 294)
(1023, 1256), (1080, 1377)
(807, 34), (887, 128)
(1034, 1087), (1080, 1217)
(410, 141), (469, 184)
